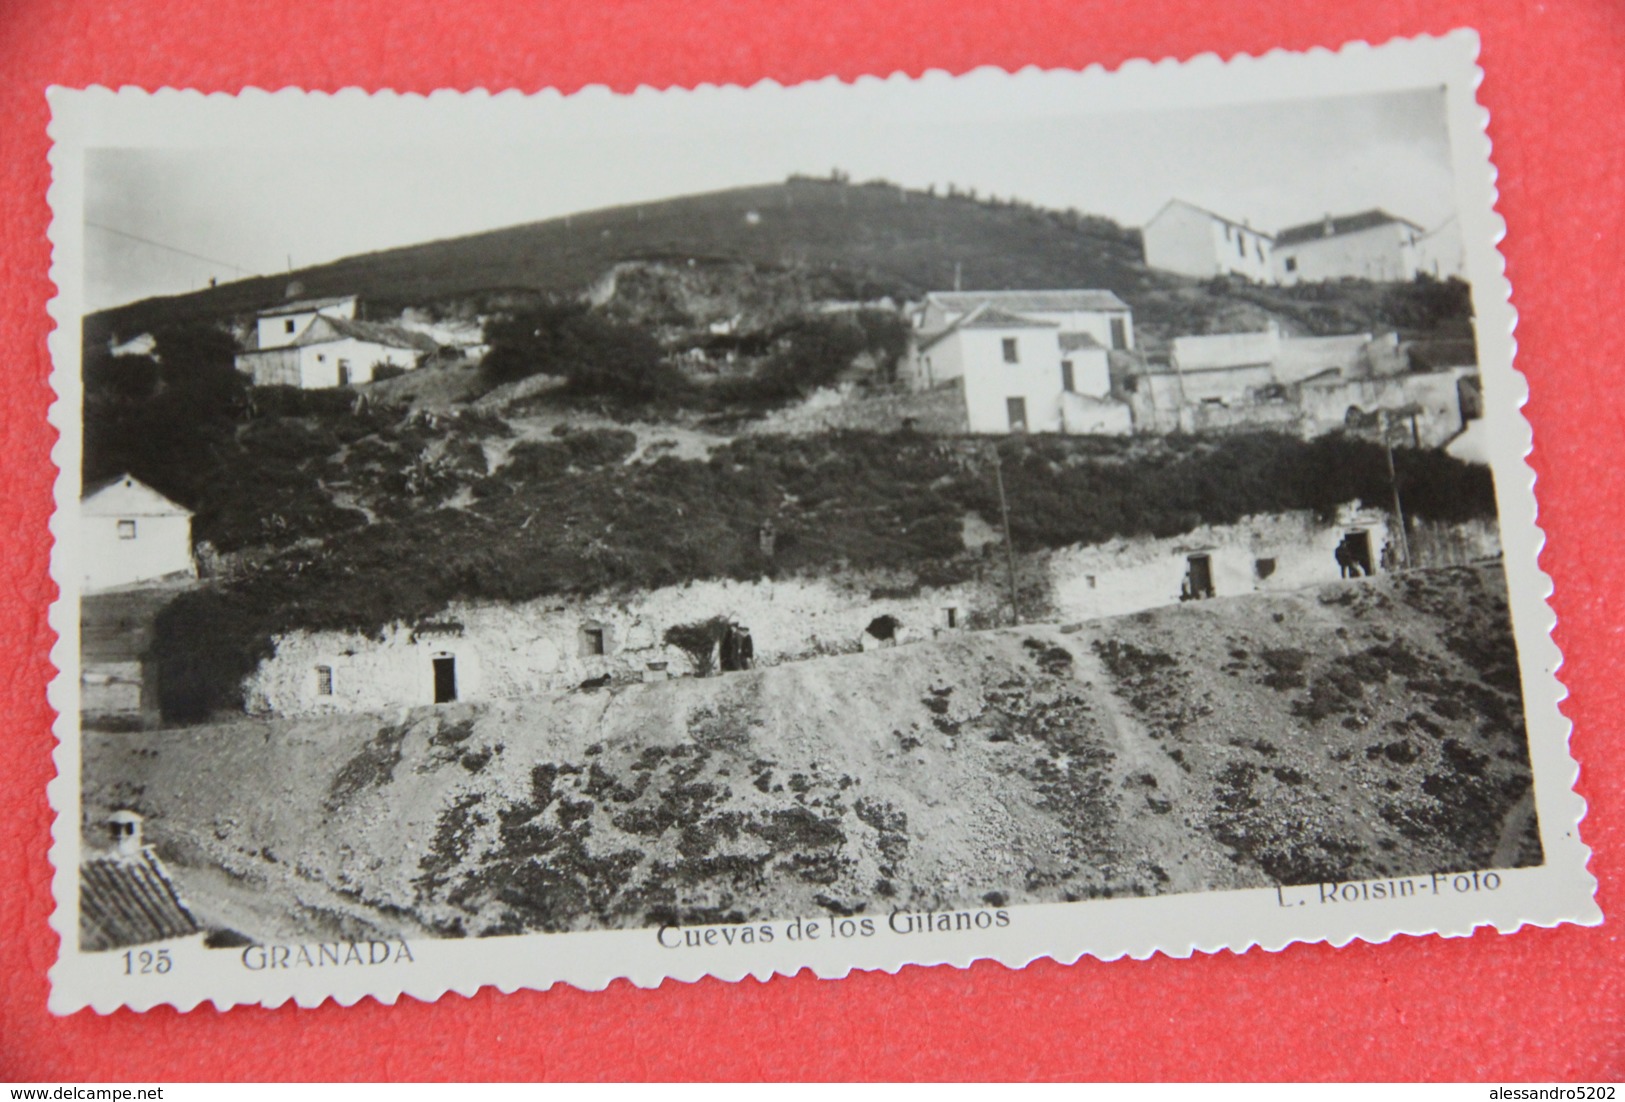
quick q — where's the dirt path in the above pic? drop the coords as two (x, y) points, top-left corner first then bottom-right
(1066, 638), (1239, 893)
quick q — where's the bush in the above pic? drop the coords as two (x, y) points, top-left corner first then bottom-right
(482, 301), (682, 402)
(664, 616), (731, 676)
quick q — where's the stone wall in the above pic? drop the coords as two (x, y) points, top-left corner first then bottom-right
(743, 381), (968, 436)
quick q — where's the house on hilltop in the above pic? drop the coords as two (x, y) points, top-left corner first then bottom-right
(81, 474), (195, 593)
(234, 294), (435, 388)
(1272, 209), (1425, 285)
(1143, 200), (1459, 286)
(1142, 199), (1275, 283)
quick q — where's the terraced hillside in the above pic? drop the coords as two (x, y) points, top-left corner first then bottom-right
(82, 564), (1538, 945)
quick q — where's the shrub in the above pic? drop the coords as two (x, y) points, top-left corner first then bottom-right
(482, 301), (682, 402)
(664, 616), (732, 676)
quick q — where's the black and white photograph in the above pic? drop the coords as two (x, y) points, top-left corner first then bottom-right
(47, 35), (1597, 1011)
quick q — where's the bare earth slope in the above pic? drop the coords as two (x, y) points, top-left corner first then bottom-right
(84, 564), (1538, 943)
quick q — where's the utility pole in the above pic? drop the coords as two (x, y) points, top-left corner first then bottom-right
(990, 445), (1021, 626)
(1384, 437), (1412, 570)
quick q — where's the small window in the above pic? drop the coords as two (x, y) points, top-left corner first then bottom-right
(1086, 574), (1097, 589)
(1109, 317), (1128, 350)
(1284, 257), (1298, 273)
(1255, 558), (1277, 580)
(315, 665), (334, 695)
(943, 607), (958, 629)
(1061, 361), (1075, 393)
(1237, 234), (1247, 258)
(116, 519), (136, 540)
(317, 354), (326, 363)
(581, 625), (607, 657)
(284, 319), (296, 333)
(1001, 338), (1019, 364)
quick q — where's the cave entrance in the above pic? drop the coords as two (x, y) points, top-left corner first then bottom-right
(432, 654), (458, 704)
(1342, 529), (1375, 577)
(1184, 554), (1214, 600)
(865, 615), (901, 643)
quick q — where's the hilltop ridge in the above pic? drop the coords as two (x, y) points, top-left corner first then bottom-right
(87, 179), (1152, 340)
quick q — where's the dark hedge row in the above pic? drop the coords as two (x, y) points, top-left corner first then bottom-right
(152, 430), (1497, 722)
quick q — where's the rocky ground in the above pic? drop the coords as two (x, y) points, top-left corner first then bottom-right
(83, 562), (1539, 944)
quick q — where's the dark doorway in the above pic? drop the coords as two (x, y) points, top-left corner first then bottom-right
(865, 615), (900, 642)
(432, 655), (457, 703)
(1060, 361), (1076, 393)
(1184, 553), (1214, 600)
(1006, 397), (1028, 432)
(337, 360), (351, 386)
(1342, 530), (1375, 577)
(1109, 317), (1128, 350)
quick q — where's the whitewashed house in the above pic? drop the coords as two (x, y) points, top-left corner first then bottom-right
(80, 475), (195, 592)
(1142, 199), (1275, 282)
(235, 295), (433, 388)
(1273, 210), (1426, 284)
(916, 290), (1135, 352)
(910, 302), (1128, 434)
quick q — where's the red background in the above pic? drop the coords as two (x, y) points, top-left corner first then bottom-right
(1, 0), (1620, 1081)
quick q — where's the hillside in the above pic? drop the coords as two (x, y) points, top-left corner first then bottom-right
(83, 177), (1474, 356)
(86, 179), (1153, 343)
(84, 564), (1539, 944)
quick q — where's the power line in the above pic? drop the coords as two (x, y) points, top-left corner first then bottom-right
(85, 221), (257, 276)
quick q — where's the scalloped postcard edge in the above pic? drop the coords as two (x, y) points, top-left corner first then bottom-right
(43, 27), (1599, 1015)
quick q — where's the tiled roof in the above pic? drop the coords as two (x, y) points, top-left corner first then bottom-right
(1149, 199), (1275, 240)
(294, 315), (438, 352)
(80, 473), (192, 517)
(916, 303), (1056, 353)
(959, 306), (1059, 330)
(1275, 209), (1424, 247)
(80, 849), (200, 951)
(927, 289), (1130, 314)
(256, 295), (358, 318)
(1059, 331), (1105, 352)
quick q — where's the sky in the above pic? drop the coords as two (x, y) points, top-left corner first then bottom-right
(84, 85), (1456, 310)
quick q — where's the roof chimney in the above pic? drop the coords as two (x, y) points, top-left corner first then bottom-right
(1322, 213), (1336, 238)
(107, 810), (144, 858)
(285, 279), (305, 300)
